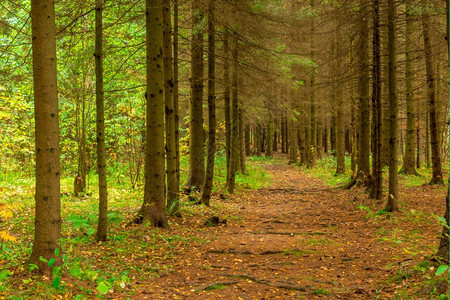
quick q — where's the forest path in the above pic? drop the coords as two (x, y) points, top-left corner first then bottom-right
(136, 158), (441, 299)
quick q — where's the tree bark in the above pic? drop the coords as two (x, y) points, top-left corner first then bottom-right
(95, 0), (108, 242)
(422, 4), (444, 185)
(334, 32), (345, 175)
(201, 0), (216, 206)
(227, 33), (239, 194)
(356, 0), (370, 184)
(309, 0), (317, 166)
(28, 0), (62, 273)
(188, 0), (205, 189)
(173, 0), (180, 184)
(163, 0), (179, 213)
(369, 0), (382, 199)
(223, 31), (231, 183)
(385, 0), (399, 212)
(139, 0), (169, 228)
(401, 0), (418, 175)
(239, 109), (246, 173)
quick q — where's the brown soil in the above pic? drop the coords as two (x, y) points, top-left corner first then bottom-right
(132, 159), (448, 299)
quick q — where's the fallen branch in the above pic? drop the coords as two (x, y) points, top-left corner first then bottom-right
(250, 231), (327, 236)
(207, 249), (255, 255)
(195, 281), (238, 292)
(221, 274), (308, 291)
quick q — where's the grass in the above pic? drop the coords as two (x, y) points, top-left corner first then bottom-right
(298, 155), (352, 187)
(298, 154), (449, 189)
(0, 153), (271, 298)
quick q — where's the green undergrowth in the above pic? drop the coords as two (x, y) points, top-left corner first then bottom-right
(298, 155), (352, 187)
(0, 153), (270, 298)
(297, 154), (449, 189)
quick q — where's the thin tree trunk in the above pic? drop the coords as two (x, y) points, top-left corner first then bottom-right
(173, 0), (180, 184)
(369, 0), (382, 199)
(95, 0), (108, 242)
(334, 32), (345, 175)
(309, 0), (317, 165)
(227, 33), (239, 194)
(402, 0), (418, 175)
(201, 0), (216, 206)
(139, 0), (169, 228)
(239, 109), (246, 173)
(288, 96), (298, 164)
(188, 0), (205, 189)
(385, 0), (399, 212)
(245, 124), (251, 156)
(356, 0), (370, 184)
(422, 5), (444, 185)
(163, 0), (179, 213)
(223, 32), (231, 183)
(28, 0), (62, 273)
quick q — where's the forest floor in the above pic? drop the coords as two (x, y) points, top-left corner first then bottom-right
(131, 156), (448, 299)
(1, 155), (449, 299)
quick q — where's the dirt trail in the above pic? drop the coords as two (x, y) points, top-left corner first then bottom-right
(136, 161), (443, 299)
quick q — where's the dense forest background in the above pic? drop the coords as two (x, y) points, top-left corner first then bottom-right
(0, 0), (449, 298)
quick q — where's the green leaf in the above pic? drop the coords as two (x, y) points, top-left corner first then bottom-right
(52, 276), (60, 289)
(436, 264), (448, 276)
(39, 256), (48, 263)
(97, 281), (111, 294)
(48, 258), (56, 267)
(0, 270), (12, 281)
(55, 248), (60, 257)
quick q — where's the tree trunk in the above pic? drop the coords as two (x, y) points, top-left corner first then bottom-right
(139, 0), (169, 228)
(239, 109), (246, 173)
(201, 0), (216, 206)
(309, 0), (317, 166)
(28, 0), (62, 274)
(245, 124), (251, 156)
(385, 0), (399, 212)
(188, 0), (205, 189)
(173, 0), (180, 184)
(95, 0), (108, 242)
(422, 5), (444, 185)
(401, 0), (418, 175)
(267, 119), (274, 158)
(227, 33), (239, 194)
(163, 0), (179, 213)
(223, 32), (231, 183)
(334, 32), (345, 175)
(288, 100), (298, 164)
(356, 0), (370, 184)
(369, 0), (382, 199)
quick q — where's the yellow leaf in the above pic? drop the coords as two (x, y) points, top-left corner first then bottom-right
(0, 231), (16, 242)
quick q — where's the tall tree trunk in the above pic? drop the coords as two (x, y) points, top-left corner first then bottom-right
(223, 32), (231, 183)
(188, 0), (205, 189)
(356, 0), (370, 184)
(239, 109), (246, 173)
(173, 0), (180, 183)
(385, 0), (399, 212)
(267, 118), (274, 158)
(369, 0), (382, 199)
(28, 0), (62, 273)
(435, 1), (449, 261)
(139, 0), (168, 228)
(227, 33), (239, 193)
(201, 0), (216, 206)
(334, 32), (345, 175)
(288, 95), (298, 164)
(95, 0), (108, 242)
(422, 5), (444, 185)
(163, 0), (179, 213)
(402, 0), (418, 175)
(309, 0), (317, 166)
(245, 124), (251, 156)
